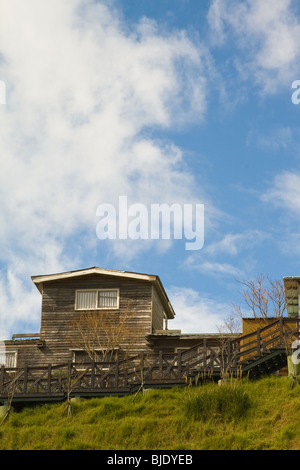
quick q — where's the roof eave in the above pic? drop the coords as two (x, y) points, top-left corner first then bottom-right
(31, 266), (175, 319)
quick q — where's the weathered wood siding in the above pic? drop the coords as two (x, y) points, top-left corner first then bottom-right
(151, 286), (165, 332)
(4, 341), (43, 368)
(37, 274), (153, 365)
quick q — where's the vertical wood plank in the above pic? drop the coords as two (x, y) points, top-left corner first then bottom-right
(256, 328), (261, 357)
(91, 361), (95, 389)
(115, 360), (119, 387)
(23, 365), (28, 393)
(47, 364), (51, 393)
(177, 350), (182, 379)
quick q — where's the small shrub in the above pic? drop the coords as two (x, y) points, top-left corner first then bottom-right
(184, 384), (252, 422)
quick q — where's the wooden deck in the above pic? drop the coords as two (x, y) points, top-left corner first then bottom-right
(1, 318), (299, 404)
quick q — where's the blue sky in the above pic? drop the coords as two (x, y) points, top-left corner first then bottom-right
(1, 0), (300, 338)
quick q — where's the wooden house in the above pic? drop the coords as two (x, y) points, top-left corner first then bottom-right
(3, 267), (179, 367)
(2, 266), (240, 369)
(2, 267), (297, 391)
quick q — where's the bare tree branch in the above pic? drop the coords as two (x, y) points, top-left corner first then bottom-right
(232, 274), (287, 321)
(69, 303), (136, 362)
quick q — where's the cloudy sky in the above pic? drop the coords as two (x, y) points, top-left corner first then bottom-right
(1, 0), (300, 338)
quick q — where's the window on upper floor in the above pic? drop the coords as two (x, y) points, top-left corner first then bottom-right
(75, 289), (119, 310)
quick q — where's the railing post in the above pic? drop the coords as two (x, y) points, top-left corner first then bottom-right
(279, 317), (284, 345)
(232, 342), (238, 367)
(115, 359), (119, 387)
(235, 341), (240, 366)
(159, 351), (163, 378)
(47, 364), (51, 393)
(67, 361), (72, 391)
(227, 340), (231, 368)
(91, 361), (95, 389)
(23, 365), (28, 393)
(177, 350), (182, 379)
(203, 339), (207, 370)
(257, 328), (261, 357)
(140, 352), (144, 384)
(124, 368), (128, 387)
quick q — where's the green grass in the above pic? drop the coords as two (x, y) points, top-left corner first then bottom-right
(1, 376), (300, 450)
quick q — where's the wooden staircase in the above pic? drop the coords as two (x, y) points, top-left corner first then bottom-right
(228, 317), (299, 379)
(239, 349), (287, 378)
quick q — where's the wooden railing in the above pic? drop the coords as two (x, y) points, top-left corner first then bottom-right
(231, 317), (300, 366)
(1, 318), (299, 402)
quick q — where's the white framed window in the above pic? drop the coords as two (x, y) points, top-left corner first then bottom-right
(0, 351), (16, 368)
(75, 289), (119, 310)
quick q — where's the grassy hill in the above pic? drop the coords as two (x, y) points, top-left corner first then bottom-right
(1, 375), (300, 450)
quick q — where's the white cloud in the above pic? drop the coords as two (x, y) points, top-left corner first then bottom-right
(188, 260), (243, 278)
(208, 0), (300, 92)
(0, 0), (212, 338)
(184, 230), (267, 279)
(168, 286), (233, 333)
(262, 171), (300, 214)
(205, 230), (266, 256)
(247, 127), (294, 151)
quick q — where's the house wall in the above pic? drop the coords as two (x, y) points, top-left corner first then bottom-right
(37, 274), (154, 364)
(242, 317), (298, 336)
(4, 274), (161, 368)
(147, 334), (240, 354)
(242, 317), (278, 335)
(3, 341), (43, 368)
(151, 286), (165, 332)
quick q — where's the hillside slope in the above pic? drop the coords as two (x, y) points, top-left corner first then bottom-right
(1, 376), (300, 450)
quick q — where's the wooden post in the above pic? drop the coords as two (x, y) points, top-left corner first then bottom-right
(177, 350), (182, 379)
(227, 340), (231, 368)
(67, 361), (72, 393)
(124, 368), (128, 387)
(257, 328), (261, 357)
(140, 352), (145, 390)
(279, 317), (284, 346)
(47, 364), (51, 393)
(23, 366), (28, 393)
(203, 339), (207, 370)
(159, 351), (163, 378)
(115, 360), (119, 388)
(91, 361), (95, 389)
(234, 341), (240, 367)
(140, 352), (144, 370)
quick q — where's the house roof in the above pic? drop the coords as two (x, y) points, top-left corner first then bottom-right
(31, 266), (175, 319)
